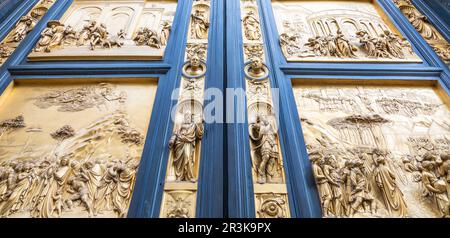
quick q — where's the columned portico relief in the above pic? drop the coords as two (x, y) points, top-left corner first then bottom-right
(294, 81), (450, 218)
(27, 0), (177, 61)
(272, 0), (422, 63)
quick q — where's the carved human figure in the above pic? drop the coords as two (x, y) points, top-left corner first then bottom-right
(89, 23), (108, 50)
(108, 160), (136, 218)
(95, 161), (119, 213)
(421, 161), (450, 217)
(133, 27), (161, 49)
(305, 36), (327, 56)
(383, 30), (405, 59)
(242, 10), (261, 41)
(167, 196), (189, 218)
(77, 21), (94, 46)
(407, 11), (439, 40)
(249, 114), (280, 184)
(356, 30), (378, 58)
(169, 111), (204, 182)
(190, 9), (209, 40)
(63, 25), (78, 46)
(52, 189), (63, 217)
(372, 151), (408, 217)
(325, 34), (339, 57)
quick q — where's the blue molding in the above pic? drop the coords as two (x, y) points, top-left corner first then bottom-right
(196, 0), (225, 218)
(0, 0), (26, 29)
(226, 0), (256, 218)
(127, 0), (193, 218)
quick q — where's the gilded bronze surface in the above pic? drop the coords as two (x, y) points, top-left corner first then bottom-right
(272, 0), (422, 63)
(28, 0), (177, 61)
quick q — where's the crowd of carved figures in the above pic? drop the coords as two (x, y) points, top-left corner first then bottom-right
(33, 19), (172, 53)
(297, 86), (450, 218)
(0, 83), (147, 218)
(394, 0), (450, 63)
(280, 27), (413, 60)
(0, 0), (55, 64)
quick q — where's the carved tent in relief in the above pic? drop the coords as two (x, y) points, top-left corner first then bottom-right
(272, 0), (421, 62)
(27, 0), (177, 61)
(294, 84), (450, 218)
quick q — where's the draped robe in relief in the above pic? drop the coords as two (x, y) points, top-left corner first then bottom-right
(172, 122), (204, 182)
(374, 161), (408, 217)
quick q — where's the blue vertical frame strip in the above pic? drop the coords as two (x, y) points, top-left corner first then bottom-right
(196, 0), (225, 218)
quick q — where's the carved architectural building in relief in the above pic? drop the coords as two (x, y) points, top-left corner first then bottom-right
(0, 0), (55, 64)
(272, 1), (421, 62)
(0, 81), (155, 218)
(294, 84), (450, 218)
(28, 0), (177, 61)
(393, 0), (450, 65)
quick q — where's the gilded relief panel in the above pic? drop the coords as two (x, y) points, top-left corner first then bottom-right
(240, 0), (290, 218)
(294, 81), (450, 217)
(0, 79), (157, 218)
(272, 0), (422, 63)
(28, 0), (177, 61)
(160, 0), (211, 218)
(0, 0), (55, 65)
(393, 0), (450, 66)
